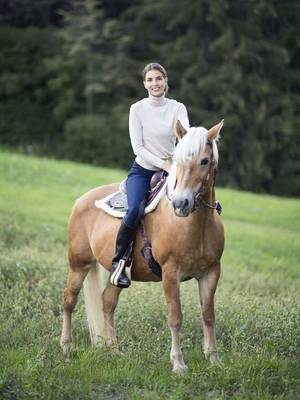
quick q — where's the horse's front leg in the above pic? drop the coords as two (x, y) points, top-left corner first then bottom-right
(163, 268), (187, 373)
(198, 264), (220, 363)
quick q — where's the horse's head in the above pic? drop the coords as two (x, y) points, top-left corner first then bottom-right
(168, 120), (223, 217)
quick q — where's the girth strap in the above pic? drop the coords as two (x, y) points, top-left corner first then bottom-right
(140, 219), (162, 279)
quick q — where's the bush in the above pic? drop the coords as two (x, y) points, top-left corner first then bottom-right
(61, 109), (133, 169)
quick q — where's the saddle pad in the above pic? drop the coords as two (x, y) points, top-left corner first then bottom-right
(95, 180), (167, 218)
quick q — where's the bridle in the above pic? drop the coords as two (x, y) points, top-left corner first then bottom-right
(167, 142), (219, 213)
(192, 146), (218, 212)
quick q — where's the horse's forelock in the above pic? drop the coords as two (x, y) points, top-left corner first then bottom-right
(174, 127), (219, 164)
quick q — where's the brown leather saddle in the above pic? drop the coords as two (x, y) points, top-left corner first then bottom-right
(107, 170), (168, 213)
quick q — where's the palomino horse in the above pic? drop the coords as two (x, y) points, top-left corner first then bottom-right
(60, 120), (224, 373)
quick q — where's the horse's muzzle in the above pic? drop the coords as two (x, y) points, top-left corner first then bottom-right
(172, 196), (194, 217)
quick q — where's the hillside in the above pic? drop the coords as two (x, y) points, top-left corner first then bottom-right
(0, 150), (299, 399)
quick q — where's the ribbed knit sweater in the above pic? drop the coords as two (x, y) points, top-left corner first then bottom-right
(129, 94), (190, 171)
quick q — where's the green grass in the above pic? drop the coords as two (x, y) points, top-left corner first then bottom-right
(0, 149), (299, 399)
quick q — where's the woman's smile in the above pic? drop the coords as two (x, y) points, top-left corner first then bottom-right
(144, 69), (167, 97)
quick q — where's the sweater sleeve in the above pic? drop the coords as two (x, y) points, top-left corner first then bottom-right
(177, 103), (190, 131)
(129, 104), (165, 169)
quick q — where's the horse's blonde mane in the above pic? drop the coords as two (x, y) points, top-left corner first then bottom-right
(174, 127), (219, 164)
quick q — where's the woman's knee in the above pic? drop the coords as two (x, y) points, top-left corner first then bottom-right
(125, 202), (145, 227)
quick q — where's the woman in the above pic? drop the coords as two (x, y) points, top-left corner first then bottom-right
(110, 62), (190, 288)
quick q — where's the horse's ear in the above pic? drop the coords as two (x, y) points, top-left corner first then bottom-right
(207, 120), (224, 141)
(176, 120), (187, 139)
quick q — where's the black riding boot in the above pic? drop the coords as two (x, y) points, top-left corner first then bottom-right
(110, 221), (135, 288)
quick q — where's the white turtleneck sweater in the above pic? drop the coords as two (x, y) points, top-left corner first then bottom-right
(129, 94), (190, 171)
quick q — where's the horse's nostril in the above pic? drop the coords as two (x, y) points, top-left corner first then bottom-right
(172, 198), (189, 211)
(172, 199), (180, 209)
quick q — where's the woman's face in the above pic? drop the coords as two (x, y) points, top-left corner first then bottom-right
(143, 69), (167, 97)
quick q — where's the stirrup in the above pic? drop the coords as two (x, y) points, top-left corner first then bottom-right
(124, 263), (132, 281)
(110, 259), (131, 288)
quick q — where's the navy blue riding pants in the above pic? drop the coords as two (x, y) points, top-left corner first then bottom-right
(124, 161), (156, 229)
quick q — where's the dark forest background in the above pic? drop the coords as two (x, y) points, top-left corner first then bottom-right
(0, 0), (299, 196)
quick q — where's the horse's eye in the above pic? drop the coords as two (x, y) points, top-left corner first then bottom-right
(201, 158), (209, 166)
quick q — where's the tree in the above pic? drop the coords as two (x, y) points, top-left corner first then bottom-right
(119, 0), (300, 195)
(0, 0), (299, 195)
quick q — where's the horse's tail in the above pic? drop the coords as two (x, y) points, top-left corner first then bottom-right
(83, 263), (110, 346)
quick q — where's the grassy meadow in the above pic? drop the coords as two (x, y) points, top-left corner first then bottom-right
(0, 150), (299, 399)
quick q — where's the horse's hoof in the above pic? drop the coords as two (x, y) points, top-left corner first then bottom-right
(93, 337), (117, 349)
(110, 346), (124, 356)
(60, 337), (73, 355)
(172, 363), (188, 374)
(206, 351), (219, 365)
(104, 338), (117, 348)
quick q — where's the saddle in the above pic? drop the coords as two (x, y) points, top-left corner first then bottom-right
(95, 170), (168, 217)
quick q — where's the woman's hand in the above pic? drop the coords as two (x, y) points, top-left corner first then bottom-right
(161, 159), (172, 173)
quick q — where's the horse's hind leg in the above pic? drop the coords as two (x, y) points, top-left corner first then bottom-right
(198, 264), (220, 363)
(60, 263), (91, 352)
(102, 282), (122, 346)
